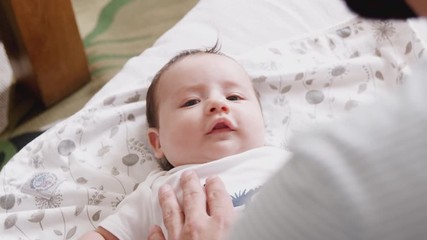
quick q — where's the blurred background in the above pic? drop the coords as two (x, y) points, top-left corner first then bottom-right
(0, 0), (198, 167)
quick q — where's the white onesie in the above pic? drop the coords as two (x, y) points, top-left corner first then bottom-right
(99, 146), (288, 239)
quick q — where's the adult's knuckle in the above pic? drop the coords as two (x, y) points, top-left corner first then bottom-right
(183, 219), (202, 237)
(184, 189), (201, 200)
(163, 206), (181, 222)
(207, 189), (222, 200)
(213, 215), (233, 229)
(181, 171), (195, 185)
(159, 188), (173, 204)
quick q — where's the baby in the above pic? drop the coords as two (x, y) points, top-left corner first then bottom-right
(79, 43), (287, 240)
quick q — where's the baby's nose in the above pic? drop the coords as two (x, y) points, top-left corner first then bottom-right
(207, 100), (229, 114)
(210, 105), (229, 113)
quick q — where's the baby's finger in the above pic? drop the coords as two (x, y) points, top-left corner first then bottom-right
(158, 184), (184, 240)
(180, 171), (207, 217)
(205, 175), (235, 219)
(147, 225), (166, 240)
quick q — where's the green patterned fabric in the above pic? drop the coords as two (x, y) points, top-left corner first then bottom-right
(74, 0), (198, 82)
(0, 140), (15, 169)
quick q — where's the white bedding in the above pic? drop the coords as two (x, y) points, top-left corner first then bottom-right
(1, 0), (426, 239)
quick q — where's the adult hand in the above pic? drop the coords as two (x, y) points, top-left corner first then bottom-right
(147, 171), (236, 240)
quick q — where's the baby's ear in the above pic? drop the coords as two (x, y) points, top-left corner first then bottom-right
(147, 128), (164, 159)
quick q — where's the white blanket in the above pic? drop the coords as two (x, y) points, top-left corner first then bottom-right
(1, 0), (426, 239)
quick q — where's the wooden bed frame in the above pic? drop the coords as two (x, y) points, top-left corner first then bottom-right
(0, 0), (90, 107)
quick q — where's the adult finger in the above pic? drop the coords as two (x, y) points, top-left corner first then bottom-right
(180, 171), (207, 217)
(147, 225), (166, 240)
(158, 184), (184, 239)
(205, 175), (235, 219)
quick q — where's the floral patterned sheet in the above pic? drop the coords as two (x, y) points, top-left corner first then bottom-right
(1, 0), (426, 238)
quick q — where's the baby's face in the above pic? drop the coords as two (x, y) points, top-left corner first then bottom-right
(148, 53), (265, 167)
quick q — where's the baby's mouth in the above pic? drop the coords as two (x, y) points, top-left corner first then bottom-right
(213, 122), (229, 130)
(207, 120), (235, 135)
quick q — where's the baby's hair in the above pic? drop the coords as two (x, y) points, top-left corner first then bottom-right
(146, 41), (223, 170)
(146, 41), (223, 129)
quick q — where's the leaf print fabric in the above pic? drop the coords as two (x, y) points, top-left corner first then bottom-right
(241, 19), (426, 149)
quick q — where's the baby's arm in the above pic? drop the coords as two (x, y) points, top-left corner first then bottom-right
(79, 227), (119, 240)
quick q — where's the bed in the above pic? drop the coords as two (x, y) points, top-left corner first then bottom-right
(1, 0), (426, 238)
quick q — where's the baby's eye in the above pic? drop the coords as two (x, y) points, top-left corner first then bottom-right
(182, 99), (200, 107)
(227, 95), (243, 101)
